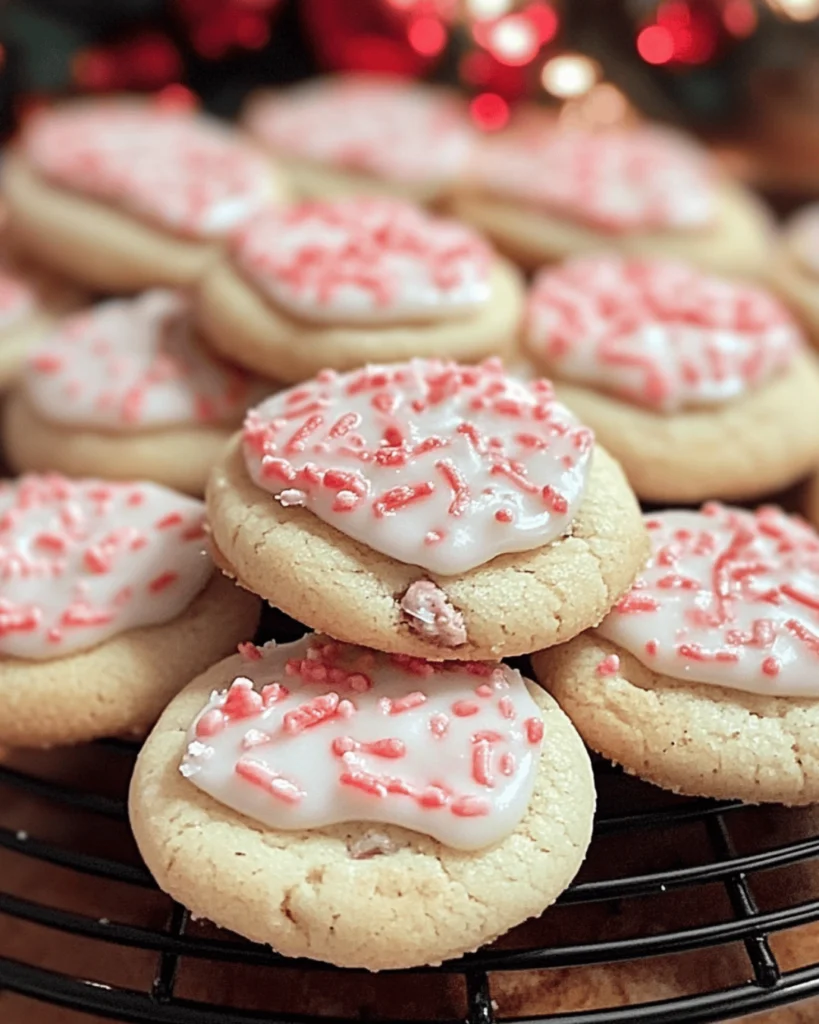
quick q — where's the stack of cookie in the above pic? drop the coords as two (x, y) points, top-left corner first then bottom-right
(129, 356), (651, 969)
(5, 73), (819, 993)
(0, 95), (526, 496)
(0, 98), (294, 495)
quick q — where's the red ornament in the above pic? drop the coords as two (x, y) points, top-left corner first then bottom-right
(469, 92), (510, 132)
(174, 0), (282, 59)
(72, 32), (182, 92)
(301, 0), (449, 76)
(464, 1), (559, 101)
(636, 0), (729, 67)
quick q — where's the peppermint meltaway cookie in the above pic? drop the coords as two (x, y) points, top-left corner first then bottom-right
(3, 290), (274, 495)
(129, 633), (595, 969)
(196, 198), (523, 384)
(0, 474), (260, 747)
(451, 123), (772, 277)
(523, 256), (819, 503)
(771, 203), (819, 347)
(3, 100), (285, 293)
(242, 75), (476, 204)
(206, 359), (648, 660)
(533, 503), (819, 804)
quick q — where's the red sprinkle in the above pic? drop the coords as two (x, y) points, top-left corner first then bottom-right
(235, 758), (305, 804)
(525, 717), (544, 744)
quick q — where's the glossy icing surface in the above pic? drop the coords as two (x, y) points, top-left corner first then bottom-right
(599, 504), (819, 697)
(182, 634), (545, 850)
(234, 199), (492, 325)
(526, 257), (801, 412)
(24, 104), (274, 238)
(242, 359), (593, 575)
(0, 475), (211, 659)
(25, 290), (270, 430)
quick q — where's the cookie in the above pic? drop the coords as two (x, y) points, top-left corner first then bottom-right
(206, 359), (648, 660)
(196, 198), (523, 384)
(0, 475), (260, 747)
(129, 633), (595, 969)
(242, 75), (476, 205)
(451, 123), (773, 277)
(771, 203), (819, 348)
(533, 503), (819, 805)
(523, 256), (819, 503)
(3, 99), (285, 293)
(3, 290), (275, 495)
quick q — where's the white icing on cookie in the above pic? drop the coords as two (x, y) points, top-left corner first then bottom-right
(25, 290), (271, 430)
(472, 125), (715, 233)
(242, 359), (593, 576)
(598, 504), (819, 697)
(0, 267), (37, 333)
(245, 76), (476, 186)
(0, 475), (212, 659)
(181, 634), (544, 851)
(787, 204), (819, 279)
(233, 199), (492, 325)
(24, 103), (275, 239)
(526, 257), (801, 413)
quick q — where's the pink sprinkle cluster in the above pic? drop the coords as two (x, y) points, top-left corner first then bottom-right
(234, 198), (491, 312)
(25, 105), (270, 237)
(195, 635), (541, 822)
(526, 257), (800, 410)
(26, 291), (263, 430)
(243, 358), (592, 536)
(476, 125), (714, 233)
(614, 503), (819, 676)
(0, 474), (206, 650)
(246, 77), (475, 185)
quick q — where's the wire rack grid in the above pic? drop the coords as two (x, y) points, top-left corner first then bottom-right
(2, 734), (819, 1024)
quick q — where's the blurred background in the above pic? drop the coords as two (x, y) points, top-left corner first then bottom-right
(3, 0), (819, 208)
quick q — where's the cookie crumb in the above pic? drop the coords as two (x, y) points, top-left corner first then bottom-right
(348, 831), (398, 860)
(400, 580), (467, 647)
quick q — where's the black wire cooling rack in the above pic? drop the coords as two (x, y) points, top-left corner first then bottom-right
(3, 734), (819, 1024)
